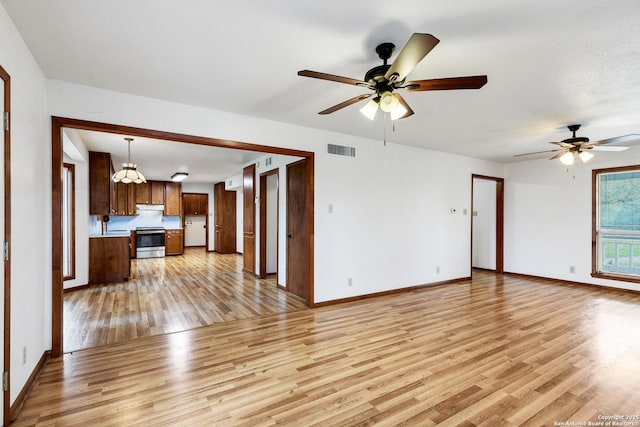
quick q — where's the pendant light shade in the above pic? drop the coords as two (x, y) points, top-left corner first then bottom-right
(112, 138), (146, 184)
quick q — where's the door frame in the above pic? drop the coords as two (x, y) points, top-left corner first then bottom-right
(51, 116), (314, 357)
(1, 64), (11, 427)
(243, 164), (256, 275)
(470, 174), (504, 273)
(259, 169), (279, 280)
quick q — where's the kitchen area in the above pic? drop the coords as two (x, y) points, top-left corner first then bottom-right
(87, 150), (187, 285)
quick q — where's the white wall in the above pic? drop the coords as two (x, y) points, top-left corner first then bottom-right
(62, 130), (89, 289)
(181, 182), (214, 250)
(505, 152), (640, 292)
(224, 174), (243, 253)
(472, 178), (497, 269)
(0, 3), (51, 405)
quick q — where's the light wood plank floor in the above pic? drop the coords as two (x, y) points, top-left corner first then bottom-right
(19, 271), (640, 426)
(64, 248), (307, 352)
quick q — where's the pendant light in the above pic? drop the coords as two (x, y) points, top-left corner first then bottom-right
(112, 137), (147, 184)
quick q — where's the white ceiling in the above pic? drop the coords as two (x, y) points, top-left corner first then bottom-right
(4, 0), (640, 163)
(65, 129), (265, 184)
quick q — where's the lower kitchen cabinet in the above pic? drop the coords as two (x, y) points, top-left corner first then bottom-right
(89, 236), (131, 284)
(165, 229), (184, 255)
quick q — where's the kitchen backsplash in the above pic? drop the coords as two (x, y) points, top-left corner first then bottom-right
(89, 210), (182, 235)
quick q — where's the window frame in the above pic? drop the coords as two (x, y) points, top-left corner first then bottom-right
(592, 164), (640, 284)
(63, 162), (76, 281)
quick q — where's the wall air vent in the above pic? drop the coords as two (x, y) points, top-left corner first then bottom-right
(265, 157), (272, 166)
(327, 143), (356, 157)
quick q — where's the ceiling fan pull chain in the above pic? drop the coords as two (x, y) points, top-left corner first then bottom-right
(384, 114), (387, 146)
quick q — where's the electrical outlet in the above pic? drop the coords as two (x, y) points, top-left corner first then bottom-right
(22, 346), (26, 365)
(569, 266), (576, 274)
(348, 278), (352, 287)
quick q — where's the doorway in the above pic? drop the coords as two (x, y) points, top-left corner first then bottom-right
(471, 174), (504, 273)
(51, 117), (315, 357)
(0, 64), (11, 427)
(259, 169), (279, 280)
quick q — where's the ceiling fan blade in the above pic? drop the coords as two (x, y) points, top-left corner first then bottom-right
(549, 150), (569, 160)
(513, 149), (561, 157)
(384, 33), (440, 83)
(395, 94), (414, 119)
(590, 145), (629, 152)
(404, 75), (488, 91)
(592, 134), (640, 145)
(318, 94), (372, 115)
(298, 70), (368, 87)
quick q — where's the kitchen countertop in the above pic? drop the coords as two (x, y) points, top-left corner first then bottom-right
(90, 231), (131, 238)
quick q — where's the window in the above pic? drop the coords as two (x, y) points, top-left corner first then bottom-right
(63, 163), (75, 280)
(593, 165), (640, 282)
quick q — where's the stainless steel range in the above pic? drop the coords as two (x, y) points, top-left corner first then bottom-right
(135, 227), (165, 258)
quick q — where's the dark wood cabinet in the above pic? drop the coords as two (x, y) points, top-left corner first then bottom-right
(135, 180), (164, 205)
(114, 182), (136, 216)
(164, 182), (182, 216)
(165, 229), (184, 255)
(214, 182), (236, 253)
(183, 193), (207, 216)
(151, 181), (164, 205)
(89, 236), (131, 284)
(135, 181), (150, 204)
(89, 151), (115, 215)
(130, 230), (137, 258)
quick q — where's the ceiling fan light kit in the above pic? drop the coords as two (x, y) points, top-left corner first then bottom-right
(298, 33), (488, 121)
(112, 137), (147, 184)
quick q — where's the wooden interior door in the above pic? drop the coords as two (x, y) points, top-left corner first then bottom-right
(286, 159), (310, 302)
(243, 164), (256, 274)
(214, 182), (236, 254)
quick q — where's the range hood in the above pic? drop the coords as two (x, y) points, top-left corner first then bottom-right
(136, 204), (164, 212)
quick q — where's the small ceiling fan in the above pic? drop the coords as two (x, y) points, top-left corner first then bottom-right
(515, 124), (640, 165)
(298, 33), (488, 120)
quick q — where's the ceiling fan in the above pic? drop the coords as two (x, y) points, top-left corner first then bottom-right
(298, 33), (488, 120)
(515, 124), (640, 165)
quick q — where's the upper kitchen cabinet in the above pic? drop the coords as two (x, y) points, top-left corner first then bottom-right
(135, 182), (150, 204)
(114, 182), (136, 216)
(151, 181), (164, 205)
(164, 182), (182, 216)
(89, 151), (115, 215)
(183, 193), (207, 216)
(135, 180), (165, 205)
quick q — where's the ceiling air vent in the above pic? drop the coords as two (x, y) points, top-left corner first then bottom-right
(327, 143), (356, 157)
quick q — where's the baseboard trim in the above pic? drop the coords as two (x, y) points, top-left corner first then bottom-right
(277, 284), (287, 291)
(504, 271), (640, 295)
(311, 276), (471, 308)
(10, 350), (52, 421)
(63, 283), (90, 292)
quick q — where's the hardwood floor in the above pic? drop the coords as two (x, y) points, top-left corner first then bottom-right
(64, 248), (307, 352)
(17, 271), (640, 426)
